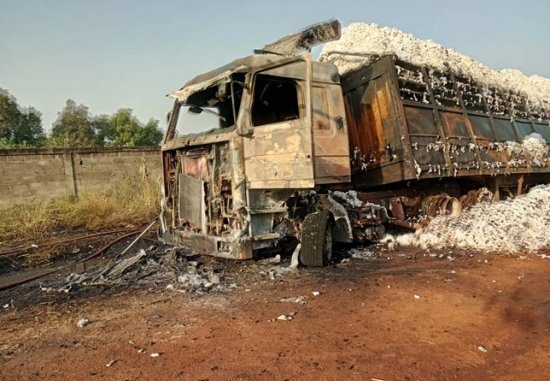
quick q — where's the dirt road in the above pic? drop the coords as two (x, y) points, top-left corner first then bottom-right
(1, 249), (548, 381)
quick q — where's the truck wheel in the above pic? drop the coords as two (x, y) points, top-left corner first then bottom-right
(300, 211), (333, 267)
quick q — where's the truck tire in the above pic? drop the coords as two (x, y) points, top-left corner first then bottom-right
(300, 211), (333, 267)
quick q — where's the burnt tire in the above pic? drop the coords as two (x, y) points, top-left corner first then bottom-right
(300, 211), (333, 267)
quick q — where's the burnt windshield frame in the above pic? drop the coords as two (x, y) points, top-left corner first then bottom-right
(230, 75), (246, 127)
(166, 79), (245, 139)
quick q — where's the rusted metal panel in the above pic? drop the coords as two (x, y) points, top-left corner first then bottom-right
(180, 155), (208, 181)
(343, 59), (409, 188)
(515, 120), (535, 138)
(440, 110), (470, 138)
(467, 113), (495, 140)
(311, 83), (350, 184)
(404, 106), (446, 173)
(438, 111), (477, 169)
(346, 71), (402, 168)
(243, 121), (314, 189)
(314, 156), (351, 183)
(341, 55), (548, 188)
(253, 179), (315, 189)
(260, 19), (341, 56)
(492, 117), (519, 142)
(243, 58), (315, 190)
(178, 174), (206, 231)
(243, 121), (309, 156)
(342, 57), (396, 174)
(245, 155), (313, 181)
(534, 123), (550, 140)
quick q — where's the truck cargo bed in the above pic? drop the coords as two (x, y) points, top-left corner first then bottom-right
(341, 55), (550, 190)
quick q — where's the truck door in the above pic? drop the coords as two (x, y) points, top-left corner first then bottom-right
(239, 57), (314, 189)
(311, 84), (351, 184)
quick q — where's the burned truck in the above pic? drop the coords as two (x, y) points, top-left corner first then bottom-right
(158, 20), (550, 265)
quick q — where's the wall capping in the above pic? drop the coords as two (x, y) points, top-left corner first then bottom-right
(0, 146), (161, 156)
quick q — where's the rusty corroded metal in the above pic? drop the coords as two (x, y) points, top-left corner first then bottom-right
(260, 19), (341, 56)
(421, 194), (462, 218)
(342, 55), (550, 190)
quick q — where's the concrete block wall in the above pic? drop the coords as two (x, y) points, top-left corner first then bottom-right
(0, 147), (162, 211)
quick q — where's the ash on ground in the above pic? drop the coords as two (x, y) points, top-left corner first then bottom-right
(38, 246), (232, 295)
(37, 245), (307, 297)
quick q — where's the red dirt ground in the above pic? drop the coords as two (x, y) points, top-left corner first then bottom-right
(1, 249), (549, 381)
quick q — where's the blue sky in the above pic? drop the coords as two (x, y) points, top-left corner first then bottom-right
(1, 0), (549, 134)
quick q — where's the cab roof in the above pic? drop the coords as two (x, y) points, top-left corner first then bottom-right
(170, 54), (281, 104)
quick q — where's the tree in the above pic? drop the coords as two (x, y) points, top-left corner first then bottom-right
(15, 107), (45, 146)
(139, 119), (164, 146)
(107, 108), (142, 147)
(93, 114), (112, 146)
(96, 108), (163, 147)
(0, 89), (20, 142)
(0, 88), (45, 147)
(1, 94), (163, 148)
(50, 99), (97, 147)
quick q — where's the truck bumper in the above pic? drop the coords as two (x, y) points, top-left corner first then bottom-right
(158, 227), (254, 260)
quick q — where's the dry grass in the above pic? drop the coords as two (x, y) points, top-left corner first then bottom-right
(0, 165), (161, 246)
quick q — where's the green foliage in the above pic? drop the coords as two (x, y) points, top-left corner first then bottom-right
(93, 114), (112, 146)
(103, 108), (142, 146)
(0, 88), (45, 147)
(0, 90), (20, 140)
(140, 119), (164, 146)
(50, 99), (98, 147)
(96, 108), (163, 147)
(1, 89), (163, 149)
(0, 137), (33, 149)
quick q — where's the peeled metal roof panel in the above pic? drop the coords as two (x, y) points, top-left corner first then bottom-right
(170, 54), (281, 103)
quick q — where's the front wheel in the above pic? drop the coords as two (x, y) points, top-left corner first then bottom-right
(300, 211), (333, 267)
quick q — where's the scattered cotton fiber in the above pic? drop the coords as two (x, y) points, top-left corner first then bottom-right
(399, 184), (550, 254)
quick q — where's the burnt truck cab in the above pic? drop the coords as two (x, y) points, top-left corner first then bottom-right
(159, 44), (355, 260)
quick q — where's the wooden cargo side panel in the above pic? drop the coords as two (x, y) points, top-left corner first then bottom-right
(534, 123), (550, 141)
(345, 73), (405, 188)
(342, 55), (550, 186)
(345, 87), (378, 160)
(438, 111), (477, 168)
(403, 106), (446, 171)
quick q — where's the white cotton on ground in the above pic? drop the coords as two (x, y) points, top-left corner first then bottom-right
(395, 233), (414, 247)
(319, 23), (550, 110)
(379, 233), (396, 249)
(394, 184), (550, 254)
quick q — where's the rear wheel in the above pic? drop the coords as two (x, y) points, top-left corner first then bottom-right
(300, 211), (333, 267)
